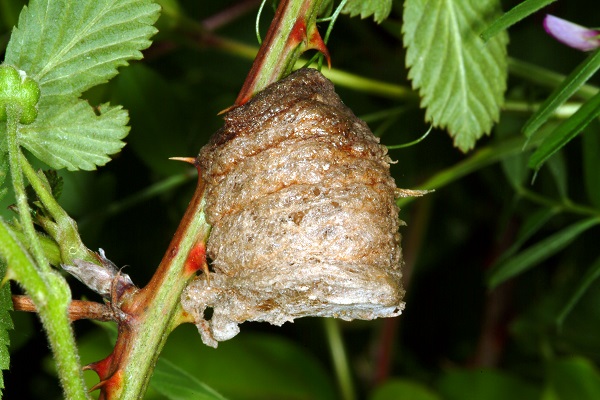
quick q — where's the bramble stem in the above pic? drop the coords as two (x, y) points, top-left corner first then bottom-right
(6, 105), (49, 272)
(96, 170), (210, 399)
(3, 105), (89, 399)
(19, 152), (97, 265)
(235, 0), (326, 105)
(0, 220), (89, 400)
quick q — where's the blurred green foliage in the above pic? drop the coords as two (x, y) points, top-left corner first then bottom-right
(2, 0), (600, 398)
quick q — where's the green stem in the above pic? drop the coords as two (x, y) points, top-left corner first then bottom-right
(5, 105), (49, 272)
(161, 8), (417, 102)
(103, 175), (211, 399)
(0, 219), (89, 399)
(503, 100), (582, 119)
(324, 318), (356, 400)
(397, 136), (530, 208)
(19, 153), (96, 265)
(120, 200), (210, 398)
(318, 67), (417, 101)
(517, 187), (600, 218)
(4, 106), (88, 398)
(235, 0), (326, 105)
(509, 57), (599, 99)
(396, 134), (600, 219)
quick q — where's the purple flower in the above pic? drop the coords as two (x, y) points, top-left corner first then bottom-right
(544, 15), (600, 51)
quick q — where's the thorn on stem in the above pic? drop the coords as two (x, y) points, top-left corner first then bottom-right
(169, 157), (197, 165)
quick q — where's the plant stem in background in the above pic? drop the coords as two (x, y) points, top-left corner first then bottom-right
(324, 318), (356, 400)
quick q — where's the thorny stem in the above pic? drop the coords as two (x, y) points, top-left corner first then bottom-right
(235, 0), (328, 105)
(93, 168), (210, 399)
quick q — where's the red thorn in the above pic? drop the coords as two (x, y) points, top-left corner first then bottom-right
(88, 370), (124, 395)
(307, 24), (331, 68)
(184, 242), (209, 280)
(89, 380), (108, 393)
(84, 354), (113, 381)
(290, 18), (307, 46)
(291, 18), (331, 68)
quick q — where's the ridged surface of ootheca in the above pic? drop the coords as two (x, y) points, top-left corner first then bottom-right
(182, 68), (405, 347)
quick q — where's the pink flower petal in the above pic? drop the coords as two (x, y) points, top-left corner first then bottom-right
(544, 14), (600, 52)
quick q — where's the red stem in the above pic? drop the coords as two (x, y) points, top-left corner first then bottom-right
(12, 295), (115, 322)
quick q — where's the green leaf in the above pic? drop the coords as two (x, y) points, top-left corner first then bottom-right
(497, 116), (531, 188)
(523, 49), (600, 138)
(112, 64), (192, 176)
(370, 379), (441, 400)
(546, 150), (568, 199)
(493, 207), (559, 267)
(4, 0), (160, 100)
(556, 255), (600, 328)
(528, 90), (600, 171)
(342, 0), (392, 24)
(160, 325), (337, 400)
(546, 357), (600, 400)
(403, 0), (508, 151)
(0, 152), (7, 202)
(0, 258), (14, 395)
(480, 0), (557, 42)
(488, 217), (600, 288)
(582, 124), (600, 208)
(18, 99), (129, 171)
(150, 358), (228, 400)
(438, 369), (541, 400)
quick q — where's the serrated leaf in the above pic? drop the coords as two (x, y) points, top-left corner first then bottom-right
(18, 98), (129, 171)
(4, 0), (160, 100)
(342, 0), (392, 24)
(488, 217), (600, 288)
(403, 0), (508, 152)
(481, 0), (557, 42)
(528, 90), (600, 171)
(151, 358), (228, 400)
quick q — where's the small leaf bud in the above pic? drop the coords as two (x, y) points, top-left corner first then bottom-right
(0, 65), (41, 124)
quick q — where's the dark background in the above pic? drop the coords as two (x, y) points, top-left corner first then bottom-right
(2, 0), (600, 398)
